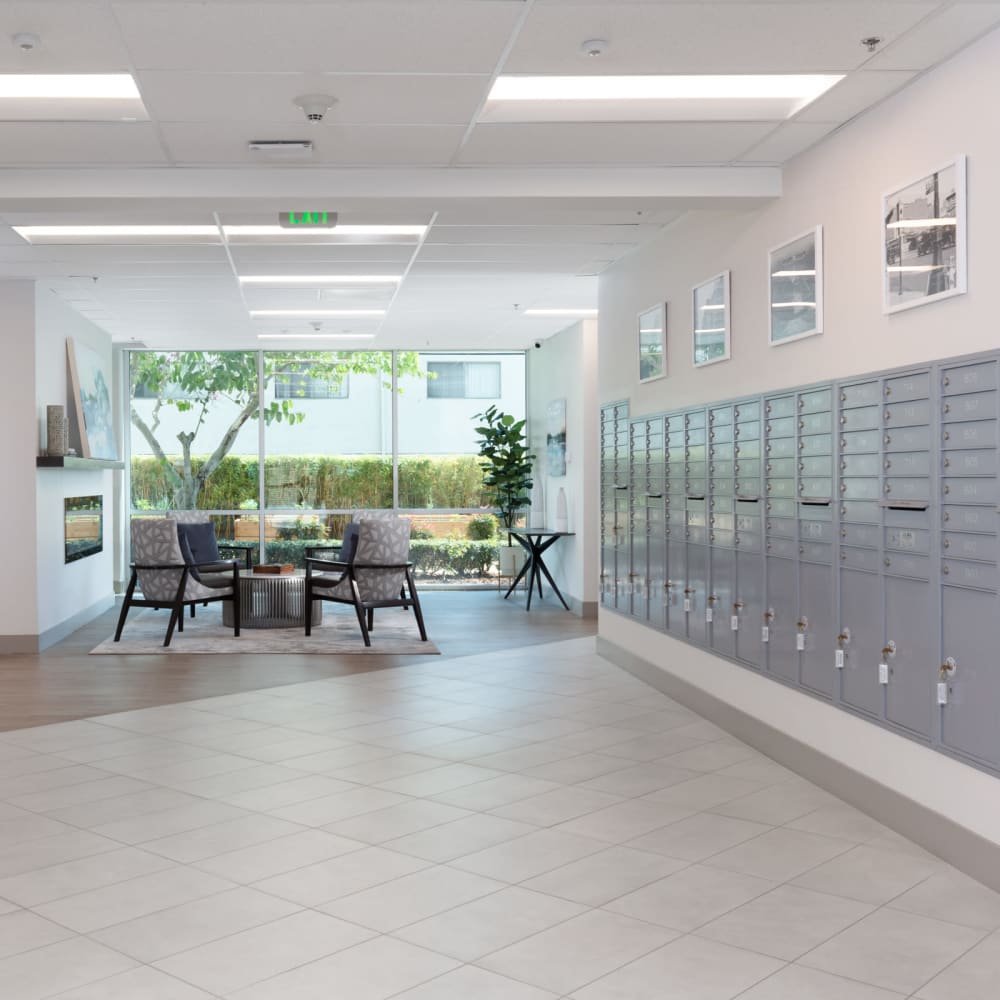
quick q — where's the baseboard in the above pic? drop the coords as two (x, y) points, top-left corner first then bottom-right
(37, 595), (115, 652)
(0, 634), (41, 654)
(567, 597), (598, 619)
(597, 635), (1000, 895)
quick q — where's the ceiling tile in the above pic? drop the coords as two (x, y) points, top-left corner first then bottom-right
(793, 70), (917, 123)
(159, 122), (465, 165)
(457, 122), (775, 165)
(137, 72), (488, 125)
(0, 123), (166, 165)
(738, 121), (838, 163)
(114, 1), (523, 72)
(506, 3), (936, 74)
(866, 2), (1000, 70)
(0, 3), (132, 72)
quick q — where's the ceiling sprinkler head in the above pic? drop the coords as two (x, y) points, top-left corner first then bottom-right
(294, 93), (337, 123)
(861, 36), (883, 53)
(580, 38), (609, 57)
(310, 320), (322, 332)
(12, 32), (40, 52)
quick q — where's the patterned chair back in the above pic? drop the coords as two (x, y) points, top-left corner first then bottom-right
(171, 511), (209, 524)
(130, 518), (188, 602)
(352, 517), (411, 602)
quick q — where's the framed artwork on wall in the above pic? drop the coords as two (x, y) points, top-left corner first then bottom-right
(692, 271), (731, 367)
(67, 338), (117, 460)
(769, 226), (823, 346)
(638, 302), (666, 383)
(546, 398), (567, 477)
(882, 156), (967, 315)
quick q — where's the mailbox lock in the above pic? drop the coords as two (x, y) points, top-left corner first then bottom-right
(940, 657), (957, 679)
(684, 587), (696, 596)
(943, 431), (950, 442)
(764, 609), (775, 623)
(882, 641), (897, 658)
(884, 558), (892, 568)
(884, 434), (892, 446)
(943, 485), (951, 495)
(944, 511), (951, 522)
(798, 420), (805, 430)
(943, 539), (951, 549)
(840, 438), (847, 450)
(943, 376), (951, 388)
(884, 459), (892, 470)
(733, 601), (744, 611)
(840, 460), (847, 472)
(840, 415), (847, 426)
(840, 483), (848, 494)
(943, 403), (951, 414)
(943, 458), (951, 469)
(885, 385), (892, 397)
(837, 628), (852, 647)
(884, 408), (892, 422)
(708, 594), (720, 604)
(796, 617), (809, 632)
(798, 462), (805, 473)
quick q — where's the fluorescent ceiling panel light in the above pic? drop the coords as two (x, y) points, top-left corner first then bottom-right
(13, 225), (219, 244)
(224, 225), (425, 237)
(0, 74), (140, 99)
(695, 327), (726, 334)
(885, 218), (957, 229)
(887, 265), (946, 273)
(772, 270), (817, 277)
(489, 75), (842, 103)
(239, 275), (401, 285)
(771, 302), (816, 308)
(249, 309), (385, 317)
(257, 333), (376, 340)
(484, 74), (843, 122)
(523, 308), (598, 317)
(699, 304), (726, 311)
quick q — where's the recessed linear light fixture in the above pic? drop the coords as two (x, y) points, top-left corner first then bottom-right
(257, 333), (376, 340)
(13, 225), (218, 242)
(695, 327), (727, 335)
(523, 308), (598, 317)
(249, 309), (385, 318)
(224, 225), (426, 238)
(0, 73), (140, 99)
(885, 218), (957, 229)
(771, 301), (817, 308)
(772, 269), (817, 277)
(887, 265), (946, 273)
(483, 74), (843, 123)
(488, 75), (842, 103)
(239, 275), (401, 285)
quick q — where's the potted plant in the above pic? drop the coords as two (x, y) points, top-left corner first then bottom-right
(473, 406), (534, 578)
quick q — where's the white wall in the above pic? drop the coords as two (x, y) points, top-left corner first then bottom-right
(34, 288), (115, 641)
(598, 28), (1000, 843)
(0, 281), (40, 649)
(528, 319), (599, 613)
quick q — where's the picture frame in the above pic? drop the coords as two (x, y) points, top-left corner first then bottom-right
(637, 302), (667, 383)
(67, 338), (117, 460)
(882, 156), (967, 315)
(692, 271), (731, 367)
(546, 398), (567, 477)
(769, 226), (823, 346)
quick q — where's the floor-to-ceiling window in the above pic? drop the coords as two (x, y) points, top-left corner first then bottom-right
(127, 349), (525, 583)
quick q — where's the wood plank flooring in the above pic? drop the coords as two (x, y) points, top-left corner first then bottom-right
(0, 591), (596, 731)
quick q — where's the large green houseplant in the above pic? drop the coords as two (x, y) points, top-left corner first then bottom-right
(474, 406), (534, 576)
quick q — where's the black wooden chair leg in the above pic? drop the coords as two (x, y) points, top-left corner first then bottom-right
(164, 605), (180, 646)
(406, 569), (428, 641)
(190, 604), (196, 619)
(366, 607), (374, 632)
(113, 573), (137, 642)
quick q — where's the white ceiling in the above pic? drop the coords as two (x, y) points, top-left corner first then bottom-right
(0, 0), (997, 349)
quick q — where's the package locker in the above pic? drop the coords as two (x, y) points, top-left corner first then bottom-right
(938, 358), (1000, 769)
(628, 419), (648, 621)
(837, 379), (884, 719)
(708, 404), (737, 658)
(733, 400), (764, 667)
(665, 413), (687, 636)
(685, 408), (709, 645)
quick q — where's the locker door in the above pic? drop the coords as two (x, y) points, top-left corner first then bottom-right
(665, 536), (687, 637)
(765, 556), (798, 683)
(686, 543), (709, 645)
(940, 586), (1000, 769)
(884, 576), (934, 739)
(735, 546), (764, 668)
(647, 498), (667, 630)
(629, 422), (647, 620)
(799, 559), (837, 698)
(839, 569), (884, 718)
(709, 545), (736, 657)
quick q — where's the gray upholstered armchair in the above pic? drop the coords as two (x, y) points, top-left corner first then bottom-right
(304, 516), (427, 646)
(114, 518), (240, 647)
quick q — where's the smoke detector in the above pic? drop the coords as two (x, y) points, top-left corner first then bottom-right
(294, 93), (337, 123)
(580, 38), (609, 57)
(12, 32), (40, 52)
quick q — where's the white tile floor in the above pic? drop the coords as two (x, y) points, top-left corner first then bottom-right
(0, 636), (998, 999)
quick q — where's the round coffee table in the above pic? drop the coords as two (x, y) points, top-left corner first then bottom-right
(222, 571), (323, 629)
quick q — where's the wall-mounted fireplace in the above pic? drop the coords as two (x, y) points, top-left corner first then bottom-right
(65, 495), (103, 563)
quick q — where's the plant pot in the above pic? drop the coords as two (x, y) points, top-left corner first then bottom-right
(498, 544), (525, 577)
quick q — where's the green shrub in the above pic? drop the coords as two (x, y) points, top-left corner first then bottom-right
(466, 513), (498, 540)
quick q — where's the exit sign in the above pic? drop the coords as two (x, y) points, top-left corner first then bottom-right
(278, 211), (338, 229)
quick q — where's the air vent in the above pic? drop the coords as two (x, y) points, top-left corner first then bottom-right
(248, 140), (314, 161)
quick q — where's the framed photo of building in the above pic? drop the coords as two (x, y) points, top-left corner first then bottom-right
(638, 302), (666, 383)
(692, 271), (731, 367)
(769, 226), (823, 346)
(883, 156), (967, 314)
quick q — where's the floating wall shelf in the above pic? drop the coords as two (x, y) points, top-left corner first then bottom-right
(36, 456), (123, 471)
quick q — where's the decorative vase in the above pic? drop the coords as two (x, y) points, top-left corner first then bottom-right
(529, 475), (545, 529)
(555, 487), (568, 532)
(498, 544), (524, 577)
(46, 405), (66, 457)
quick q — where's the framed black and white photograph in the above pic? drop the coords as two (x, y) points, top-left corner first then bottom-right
(769, 226), (823, 346)
(692, 271), (731, 367)
(638, 302), (666, 383)
(883, 156), (967, 315)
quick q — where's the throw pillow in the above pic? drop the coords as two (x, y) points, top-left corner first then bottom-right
(175, 526), (201, 582)
(177, 522), (221, 578)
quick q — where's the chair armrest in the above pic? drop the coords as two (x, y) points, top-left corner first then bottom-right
(305, 557), (350, 570)
(131, 561), (190, 571)
(192, 559), (239, 570)
(350, 562), (413, 570)
(218, 543), (253, 570)
(305, 545), (343, 559)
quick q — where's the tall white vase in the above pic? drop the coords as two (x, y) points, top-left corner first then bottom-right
(555, 487), (568, 532)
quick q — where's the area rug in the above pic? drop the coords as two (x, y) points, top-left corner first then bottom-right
(91, 608), (439, 655)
